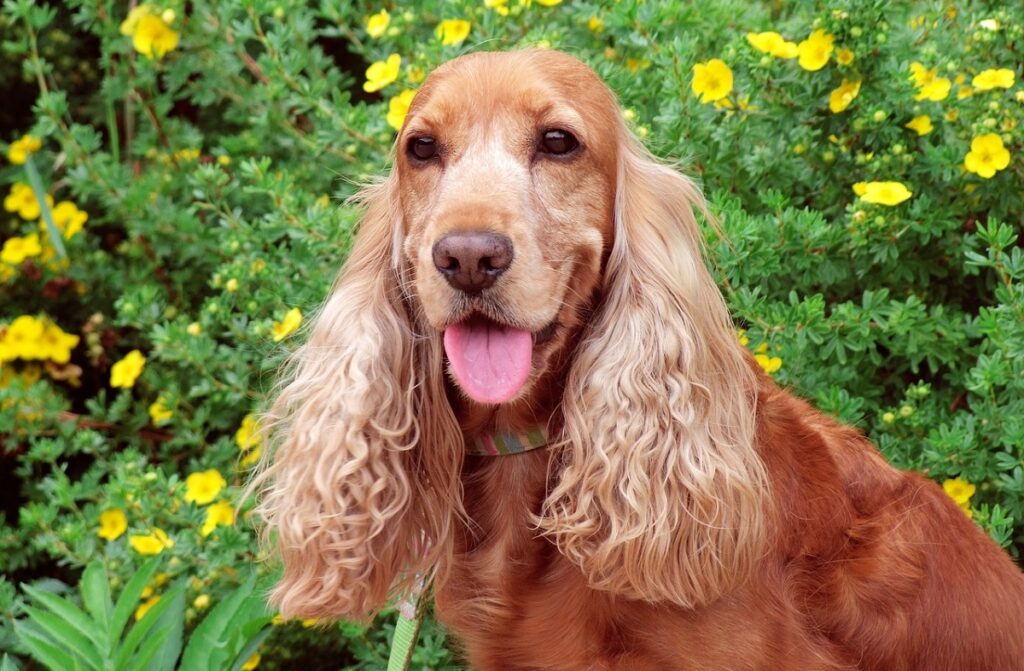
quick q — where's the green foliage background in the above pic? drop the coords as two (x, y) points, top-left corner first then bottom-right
(1, 0), (1022, 667)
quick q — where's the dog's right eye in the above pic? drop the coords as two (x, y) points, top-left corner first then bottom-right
(408, 136), (438, 162)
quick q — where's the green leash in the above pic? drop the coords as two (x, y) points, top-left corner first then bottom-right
(386, 587), (425, 671)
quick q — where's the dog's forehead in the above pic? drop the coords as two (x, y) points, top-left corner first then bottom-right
(408, 50), (616, 132)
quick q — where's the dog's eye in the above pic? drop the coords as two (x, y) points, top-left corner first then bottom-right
(539, 129), (579, 156)
(408, 136), (438, 162)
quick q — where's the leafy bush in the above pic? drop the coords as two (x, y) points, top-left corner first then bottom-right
(0, 0), (1021, 667)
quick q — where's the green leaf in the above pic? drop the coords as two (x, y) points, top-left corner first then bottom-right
(179, 574), (266, 671)
(22, 155), (66, 258)
(113, 583), (185, 671)
(22, 606), (104, 671)
(141, 587), (184, 671)
(124, 621), (177, 671)
(228, 625), (273, 671)
(79, 561), (112, 632)
(1, 654), (18, 671)
(13, 620), (81, 671)
(21, 583), (106, 652)
(111, 558), (161, 647)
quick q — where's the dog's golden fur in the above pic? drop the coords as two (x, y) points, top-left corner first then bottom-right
(251, 50), (1024, 670)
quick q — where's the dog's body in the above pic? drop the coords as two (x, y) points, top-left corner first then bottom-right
(441, 381), (1024, 670)
(254, 50), (1024, 670)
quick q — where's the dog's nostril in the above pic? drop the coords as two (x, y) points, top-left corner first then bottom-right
(432, 231), (514, 294)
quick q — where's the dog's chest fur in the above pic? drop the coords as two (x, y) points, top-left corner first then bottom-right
(432, 450), (839, 671)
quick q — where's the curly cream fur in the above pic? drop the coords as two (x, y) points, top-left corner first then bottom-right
(537, 135), (768, 608)
(249, 175), (463, 622)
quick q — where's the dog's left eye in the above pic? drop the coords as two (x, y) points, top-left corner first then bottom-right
(539, 129), (580, 156)
(408, 136), (439, 162)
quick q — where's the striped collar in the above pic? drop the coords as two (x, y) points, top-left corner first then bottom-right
(466, 426), (549, 456)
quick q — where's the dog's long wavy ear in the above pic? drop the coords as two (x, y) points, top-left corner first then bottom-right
(250, 171), (462, 623)
(540, 133), (768, 608)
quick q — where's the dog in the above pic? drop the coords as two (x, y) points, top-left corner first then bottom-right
(252, 50), (1024, 670)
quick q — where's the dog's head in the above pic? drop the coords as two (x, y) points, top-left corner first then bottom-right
(254, 50), (766, 622)
(396, 51), (617, 407)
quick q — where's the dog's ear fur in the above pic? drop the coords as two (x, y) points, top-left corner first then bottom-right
(250, 172), (462, 622)
(539, 132), (768, 608)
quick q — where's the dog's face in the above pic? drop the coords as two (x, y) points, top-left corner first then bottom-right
(395, 51), (621, 406)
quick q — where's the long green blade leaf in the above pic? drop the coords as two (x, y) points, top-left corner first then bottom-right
(13, 620), (81, 671)
(113, 583), (184, 671)
(228, 625), (273, 671)
(22, 606), (104, 671)
(79, 561), (112, 631)
(179, 574), (257, 671)
(22, 583), (106, 652)
(23, 155), (66, 258)
(110, 557), (160, 647)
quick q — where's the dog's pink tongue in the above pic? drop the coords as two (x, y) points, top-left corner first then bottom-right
(444, 320), (533, 404)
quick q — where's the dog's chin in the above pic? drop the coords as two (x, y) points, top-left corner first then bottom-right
(441, 313), (559, 406)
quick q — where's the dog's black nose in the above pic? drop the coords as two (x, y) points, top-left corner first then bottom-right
(432, 231), (513, 294)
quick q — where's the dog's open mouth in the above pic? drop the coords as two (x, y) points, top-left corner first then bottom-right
(443, 314), (554, 405)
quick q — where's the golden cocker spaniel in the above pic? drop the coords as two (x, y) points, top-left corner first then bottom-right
(252, 50), (1024, 670)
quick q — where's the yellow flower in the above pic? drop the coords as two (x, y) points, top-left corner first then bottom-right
(853, 181), (913, 206)
(235, 413), (261, 450)
(828, 79), (861, 113)
(909, 62), (951, 101)
(943, 478), (976, 507)
(44, 201), (88, 239)
(185, 469), (226, 505)
(240, 445), (262, 468)
(436, 19), (471, 47)
(110, 349), (146, 388)
(193, 594), (211, 609)
(364, 54), (401, 93)
(201, 501), (236, 537)
(187, 322), (202, 336)
(131, 14), (179, 60)
(1, 234), (42, 265)
(979, 19), (1000, 31)
(484, 0), (510, 16)
(149, 397), (173, 424)
(964, 133), (1010, 178)
(626, 58), (651, 74)
(945, 108), (959, 123)
(0, 316), (45, 362)
(271, 307), (303, 341)
(536, 0), (562, 5)
(745, 32), (798, 59)
(241, 653), (261, 671)
(366, 9), (390, 38)
(691, 59), (733, 103)
(120, 4), (153, 35)
(98, 508), (128, 541)
(972, 68), (1015, 91)
(4, 182), (52, 221)
(736, 329), (750, 347)
(38, 321), (79, 364)
(797, 29), (834, 71)
(134, 595), (161, 621)
(7, 134), (41, 165)
(129, 528), (174, 555)
(587, 15), (604, 32)
(905, 115), (933, 136)
(755, 354), (782, 375)
(386, 89), (417, 131)
(835, 48), (854, 66)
